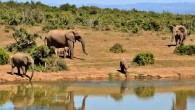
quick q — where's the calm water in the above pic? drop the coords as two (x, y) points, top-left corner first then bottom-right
(0, 80), (195, 110)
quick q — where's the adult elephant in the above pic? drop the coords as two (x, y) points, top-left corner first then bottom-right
(44, 30), (87, 59)
(11, 53), (34, 80)
(169, 25), (187, 45)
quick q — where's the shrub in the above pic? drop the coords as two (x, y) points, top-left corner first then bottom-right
(57, 59), (68, 71)
(0, 48), (10, 65)
(44, 55), (68, 72)
(30, 46), (51, 65)
(7, 28), (38, 52)
(110, 43), (126, 53)
(174, 44), (195, 55)
(30, 46), (68, 72)
(133, 51), (154, 66)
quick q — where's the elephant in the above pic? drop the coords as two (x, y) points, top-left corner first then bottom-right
(55, 47), (70, 59)
(11, 53), (34, 80)
(169, 25), (187, 45)
(44, 30), (88, 59)
(11, 85), (34, 107)
(120, 58), (129, 77)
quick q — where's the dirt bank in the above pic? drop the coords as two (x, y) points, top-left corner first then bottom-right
(1, 64), (195, 82)
(1, 29), (195, 82)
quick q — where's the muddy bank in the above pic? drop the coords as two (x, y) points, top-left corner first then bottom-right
(1, 65), (195, 82)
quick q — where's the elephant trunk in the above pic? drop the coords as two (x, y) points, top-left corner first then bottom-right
(30, 65), (34, 81)
(79, 38), (88, 55)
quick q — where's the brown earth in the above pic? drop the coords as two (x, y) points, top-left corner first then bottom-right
(1, 25), (195, 82)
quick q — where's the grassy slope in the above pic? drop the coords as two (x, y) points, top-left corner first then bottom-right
(1, 25), (195, 81)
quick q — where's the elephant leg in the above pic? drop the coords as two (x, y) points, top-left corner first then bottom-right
(17, 67), (21, 75)
(68, 40), (74, 59)
(21, 66), (26, 77)
(64, 51), (66, 59)
(120, 65), (124, 73)
(11, 65), (15, 75)
(179, 37), (182, 44)
(181, 35), (185, 44)
(175, 38), (178, 45)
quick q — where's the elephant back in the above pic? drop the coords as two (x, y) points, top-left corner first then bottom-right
(47, 30), (67, 48)
(12, 53), (33, 66)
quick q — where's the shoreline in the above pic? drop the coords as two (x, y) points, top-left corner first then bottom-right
(1, 65), (195, 82)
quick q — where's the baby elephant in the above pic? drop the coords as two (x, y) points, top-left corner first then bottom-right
(120, 59), (129, 77)
(11, 53), (34, 80)
(55, 47), (69, 59)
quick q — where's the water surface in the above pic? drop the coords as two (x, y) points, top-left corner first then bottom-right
(0, 80), (195, 110)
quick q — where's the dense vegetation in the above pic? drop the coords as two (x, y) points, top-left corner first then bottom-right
(5, 27), (68, 71)
(7, 28), (38, 52)
(174, 44), (195, 55)
(0, 1), (195, 33)
(133, 51), (155, 66)
(30, 46), (68, 72)
(0, 48), (10, 65)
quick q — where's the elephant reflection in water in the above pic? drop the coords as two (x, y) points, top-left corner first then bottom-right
(65, 91), (88, 110)
(109, 80), (128, 101)
(11, 85), (34, 107)
(172, 91), (195, 110)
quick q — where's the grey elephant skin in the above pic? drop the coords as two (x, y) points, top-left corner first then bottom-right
(44, 30), (87, 59)
(170, 25), (187, 45)
(11, 53), (34, 80)
(120, 59), (129, 77)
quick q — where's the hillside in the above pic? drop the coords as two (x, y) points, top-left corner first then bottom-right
(1, 26), (195, 82)
(0, 1), (195, 82)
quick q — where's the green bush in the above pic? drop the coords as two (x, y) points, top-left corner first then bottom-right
(133, 51), (154, 66)
(30, 46), (51, 65)
(0, 48), (10, 65)
(30, 46), (68, 72)
(174, 44), (195, 55)
(44, 55), (68, 72)
(7, 28), (38, 52)
(110, 43), (126, 53)
(57, 59), (68, 71)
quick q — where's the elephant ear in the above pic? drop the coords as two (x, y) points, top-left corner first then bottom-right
(25, 55), (34, 65)
(23, 56), (28, 65)
(178, 26), (185, 33)
(66, 31), (76, 43)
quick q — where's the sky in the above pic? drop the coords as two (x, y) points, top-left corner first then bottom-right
(1, 0), (195, 6)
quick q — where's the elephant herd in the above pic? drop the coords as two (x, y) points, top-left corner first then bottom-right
(120, 25), (188, 76)
(11, 29), (88, 81)
(10, 25), (187, 80)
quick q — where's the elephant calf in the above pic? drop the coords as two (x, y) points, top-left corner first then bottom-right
(55, 47), (70, 59)
(11, 53), (34, 80)
(120, 59), (129, 77)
